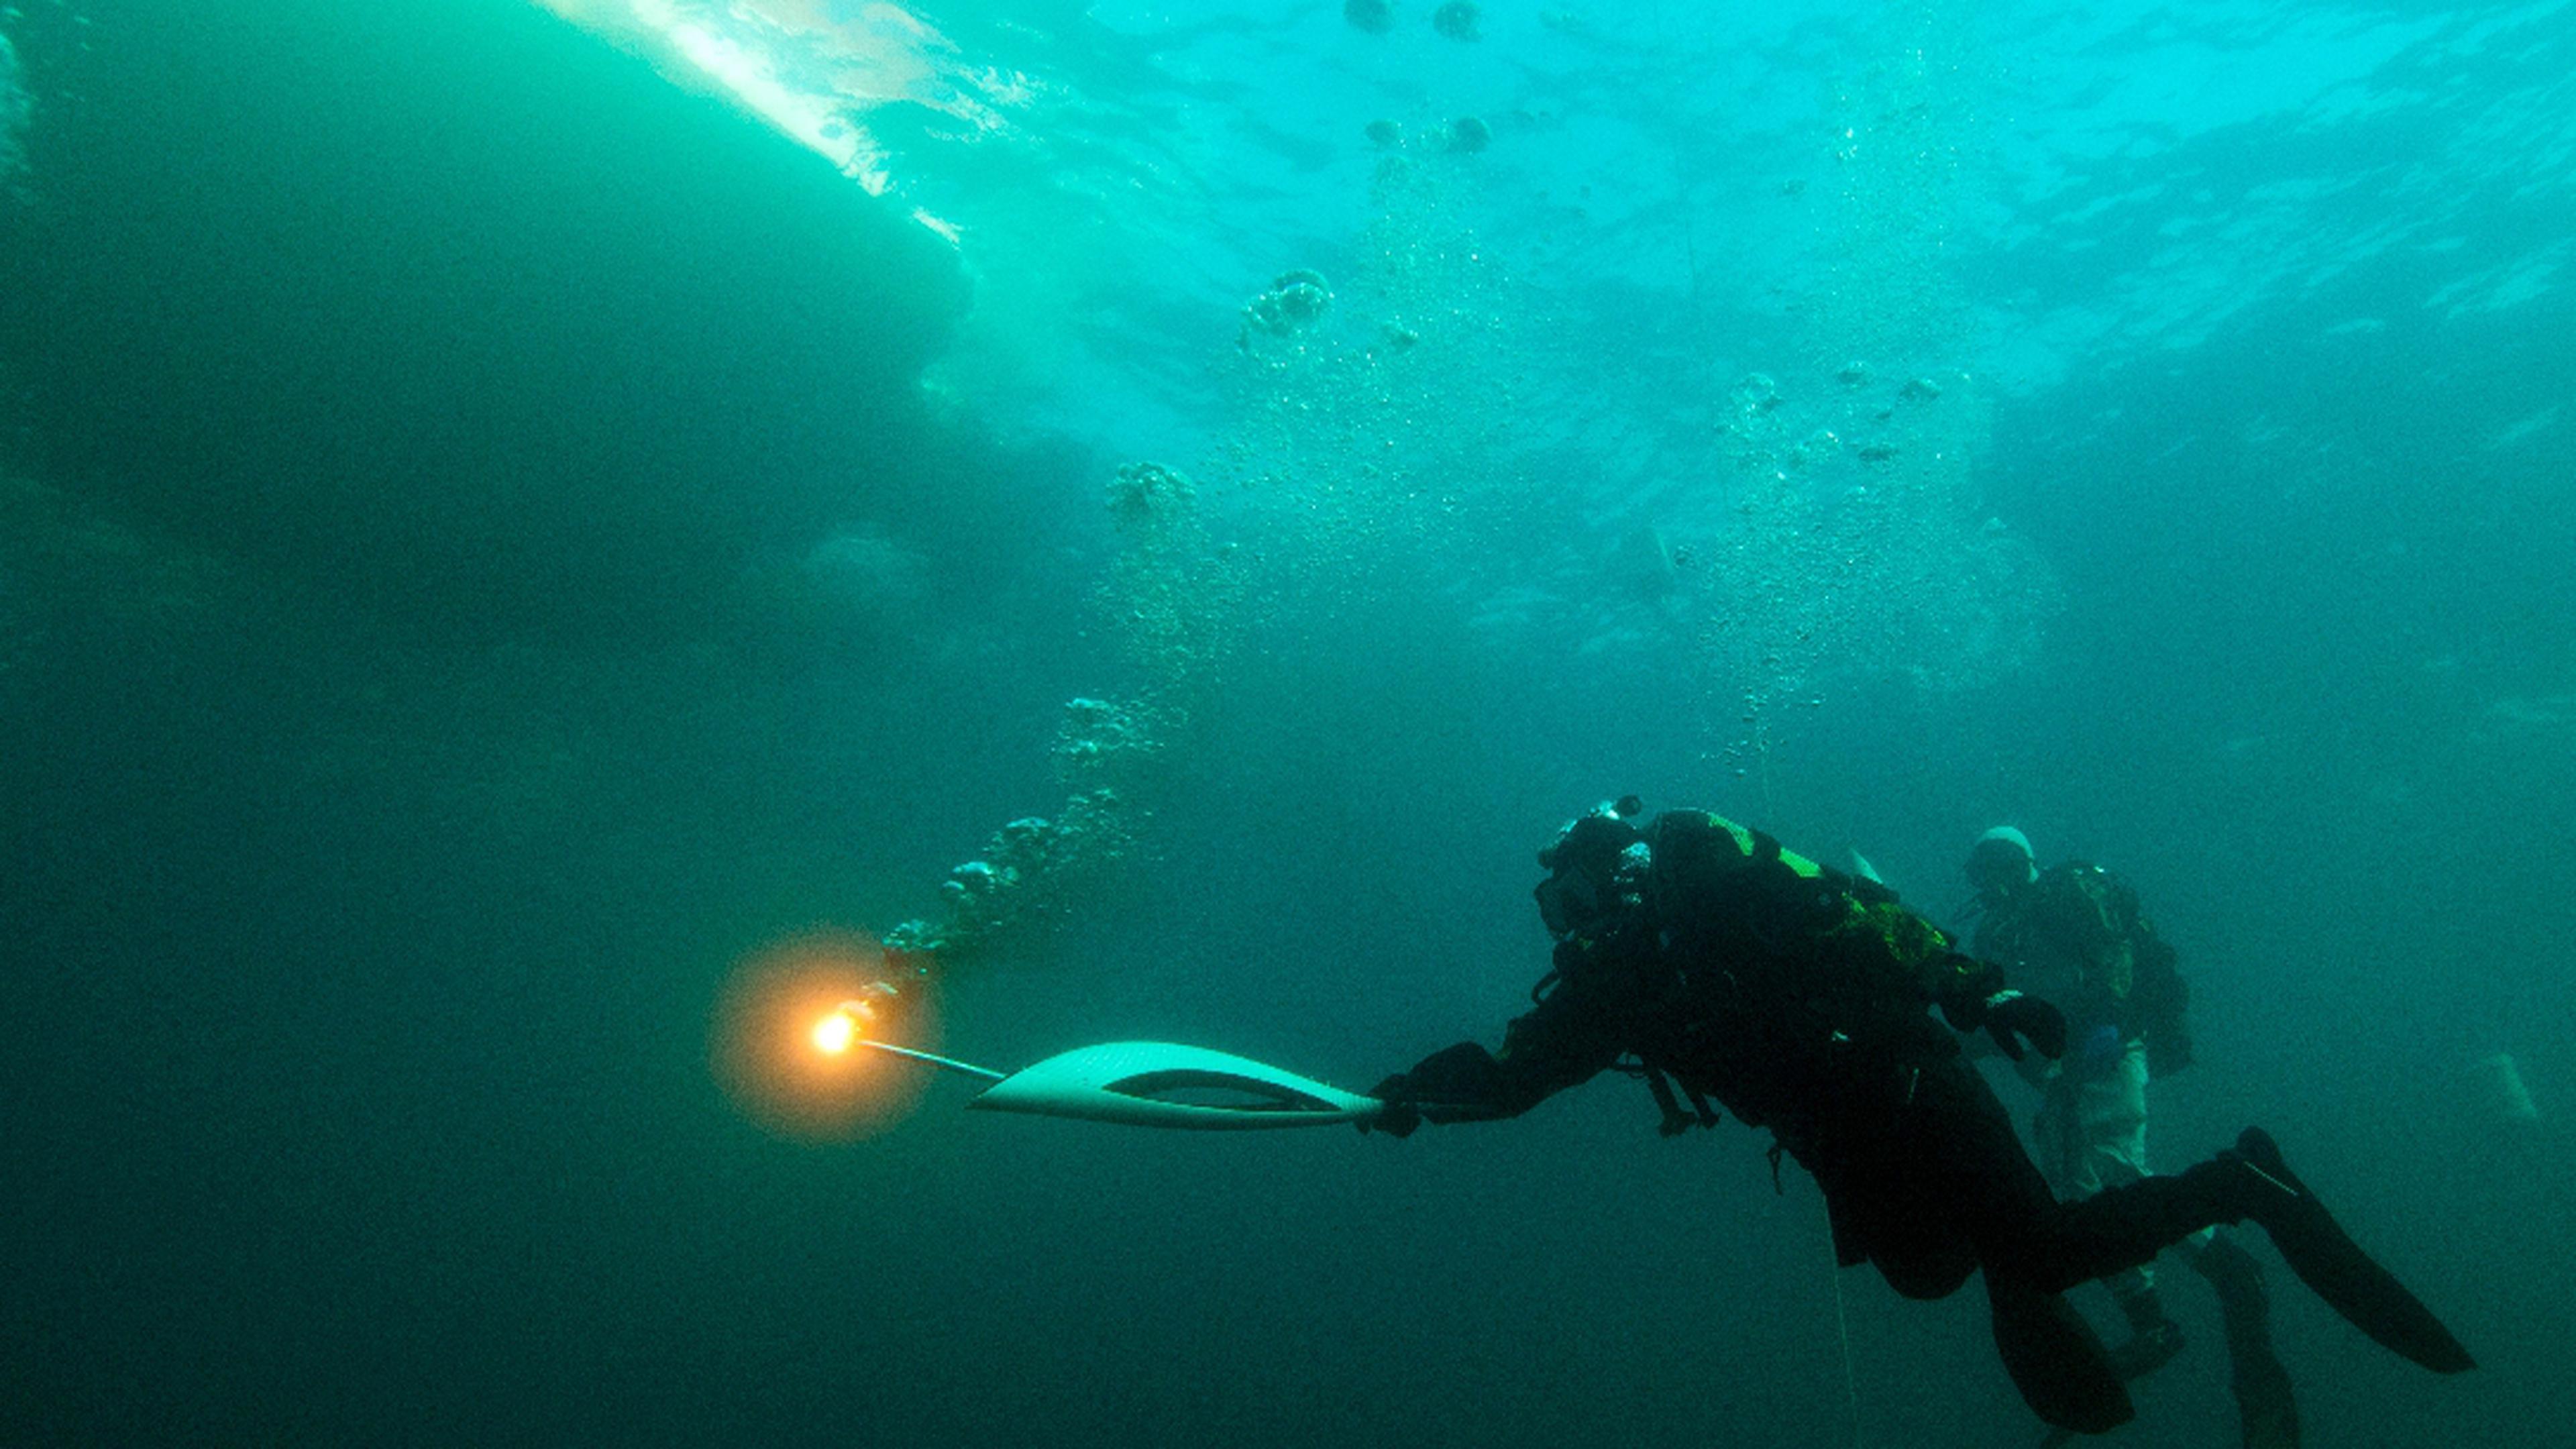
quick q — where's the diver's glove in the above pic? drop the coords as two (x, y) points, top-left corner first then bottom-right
(1979, 990), (2069, 1063)
(1937, 957), (2066, 1062)
(1358, 1075), (1421, 1138)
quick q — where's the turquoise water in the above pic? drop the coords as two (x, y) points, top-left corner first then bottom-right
(2, 1), (2568, 1444)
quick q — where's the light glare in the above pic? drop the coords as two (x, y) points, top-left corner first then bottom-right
(811, 1008), (857, 1055)
(710, 934), (934, 1142)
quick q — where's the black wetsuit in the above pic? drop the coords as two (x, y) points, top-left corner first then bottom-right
(1378, 809), (2250, 1432)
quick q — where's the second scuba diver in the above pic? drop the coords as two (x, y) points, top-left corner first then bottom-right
(1965, 824), (2298, 1447)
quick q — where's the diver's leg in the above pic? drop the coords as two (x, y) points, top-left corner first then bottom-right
(1921, 1055), (2181, 1292)
(1987, 1269), (2131, 1436)
(2108, 1279), (2186, 1379)
(1896, 1059), (2133, 1434)
(2077, 1049), (2187, 1379)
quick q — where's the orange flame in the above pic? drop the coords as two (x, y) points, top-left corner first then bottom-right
(809, 1002), (863, 1055)
(709, 932), (935, 1141)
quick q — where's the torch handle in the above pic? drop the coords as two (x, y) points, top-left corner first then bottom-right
(853, 1038), (1008, 1083)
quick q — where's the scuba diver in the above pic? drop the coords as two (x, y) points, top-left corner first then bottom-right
(1964, 826), (2296, 1447)
(1363, 800), (2471, 1437)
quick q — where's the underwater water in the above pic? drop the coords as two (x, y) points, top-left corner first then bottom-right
(1, 0), (2569, 1444)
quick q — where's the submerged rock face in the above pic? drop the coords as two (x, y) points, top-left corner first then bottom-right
(0, 0), (968, 645)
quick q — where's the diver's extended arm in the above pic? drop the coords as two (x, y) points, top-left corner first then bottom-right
(1362, 976), (1625, 1136)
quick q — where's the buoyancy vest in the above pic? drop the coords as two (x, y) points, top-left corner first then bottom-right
(1974, 862), (2192, 1075)
(1537, 808), (1982, 1138)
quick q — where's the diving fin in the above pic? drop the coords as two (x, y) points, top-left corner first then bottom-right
(2231, 1128), (2474, 1374)
(1987, 1273), (2133, 1436)
(2194, 1232), (2302, 1448)
(2230, 1346), (2302, 1449)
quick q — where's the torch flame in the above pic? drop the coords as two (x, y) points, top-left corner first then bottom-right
(810, 1000), (868, 1055)
(710, 935), (933, 1142)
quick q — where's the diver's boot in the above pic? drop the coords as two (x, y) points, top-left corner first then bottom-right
(2192, 1233), (2301, 1449)
(2106, 1284), (2188, 1381)
(2204, 1128), (2474, 1373)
